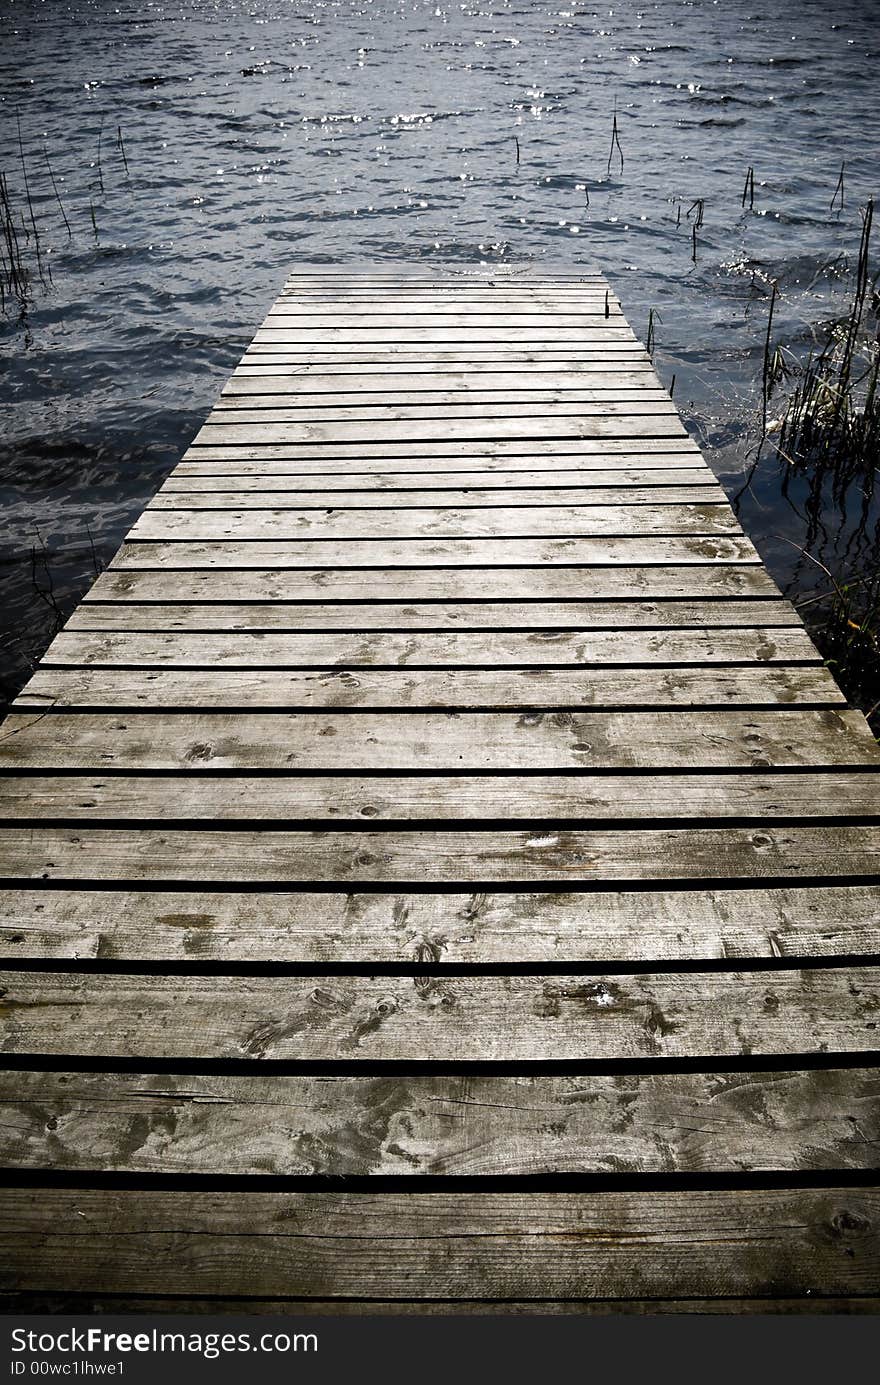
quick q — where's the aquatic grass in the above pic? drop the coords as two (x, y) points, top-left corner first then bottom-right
(15, 113), (48, 286)
(646, 307), (661, 356)
(770, 199), (877, 471)
(0, 171), (31, 310)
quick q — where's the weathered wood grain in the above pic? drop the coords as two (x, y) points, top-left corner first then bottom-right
(1, 968), (879, 1060)
(0, 709), (872, 772)
(64, 598), (798, 633)
(2, 770), (873, 824)
(202, 403), (680, 429)
(257, 314), (634, 332)
(150, 485), (724, 510)
(14, 665), (841, 711)
(40, 628), (818, 670)
(112, 534), (761, 569)
(128, 506), (742, 543)
(164, 468), (714, 492)
(234, 359), (656, 377)
(251, 327), (639, 346)
(3, 1188), (878, 1299)
(224, 371), (659, 395)
(0, 825), (877, 886)
(85, 565), (780, 602)
(1, 884), (877, 962)
(241, 357), (654, 373)
(219, 384), (662, 407)
(2, 1070), (876, 1175)
(181, 436), (701, 464)
(192, 416), (688, 446)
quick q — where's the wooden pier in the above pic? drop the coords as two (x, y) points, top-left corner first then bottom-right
(1, 267), (879, 1312)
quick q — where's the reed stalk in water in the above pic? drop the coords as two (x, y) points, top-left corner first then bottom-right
(741, 165), (755, 210)
(831, 160), (845, 215)
(606, 102), (623, 177)
(42, 143), (71, 237)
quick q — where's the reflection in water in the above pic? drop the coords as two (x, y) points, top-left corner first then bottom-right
(1, 0), (878, 709)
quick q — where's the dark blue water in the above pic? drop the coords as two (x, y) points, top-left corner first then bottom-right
(1, 0), (878, 702)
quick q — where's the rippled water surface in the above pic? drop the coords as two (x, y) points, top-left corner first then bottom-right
(1, 0), (878, 702)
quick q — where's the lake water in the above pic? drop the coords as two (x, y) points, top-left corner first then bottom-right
(1, 0), (878, 704)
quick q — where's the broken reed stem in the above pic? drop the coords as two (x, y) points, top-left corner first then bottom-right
(646, 307), (661, 357)
(42, 144), (71, 237)
(831, 160), (845, 215)
(687, 198), (705, 229)
(117, 124), (130, 176)
(742, 166), (755, 211)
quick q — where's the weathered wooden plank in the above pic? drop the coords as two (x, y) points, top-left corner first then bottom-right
(270, 294), (623, 308)
(2, 1070), (876, 1175)
(0, 710), (871, 771)
(87, 565), (779, 602)
(12, 665), (843, 711)
(1, 884), (877, 963)
(150, 485), (724, 510)
(2, 770), (874, 825)
(241, 357), (654, 373)
(114, 536), (758, 569)
(164, 468), (714, 492)
(234, 360), (656, 377)
(193, 416), (689, 445)
(1, 969), (878, 1059)
(270, 298), (623, 311)
(1, 825), (877, 886)
(175, 455), (705, 478)
(129, 505), (741, 543)
(181, 437), (701, 464)
(40, 629), (818, 670)
(224, 371), (658, 394)
(64, 598), (798, 633)
(252, 324), (638, 341)
(202, 403), (680, 428)
(215, 390), (671, 412)
(3, 1188), (877, 1300)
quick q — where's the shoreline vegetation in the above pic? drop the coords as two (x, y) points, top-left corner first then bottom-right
(761, 197), (879, 732)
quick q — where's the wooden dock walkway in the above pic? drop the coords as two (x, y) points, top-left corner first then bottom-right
(1, 267), (879, 1313)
